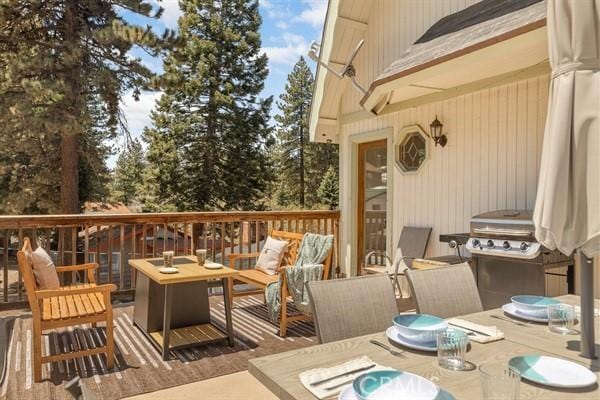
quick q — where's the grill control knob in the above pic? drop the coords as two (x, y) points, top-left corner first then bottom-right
(502, 241), (511, 250)
(472, 239), (480, 247)
(487, 240), (495, 248)
(520, 242), (529, 252)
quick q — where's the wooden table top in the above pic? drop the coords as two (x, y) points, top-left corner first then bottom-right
(128, 256), (239, 285)
(249, 295), (600, 400)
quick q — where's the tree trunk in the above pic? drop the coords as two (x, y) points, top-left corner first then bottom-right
(60, 134), (80, 213)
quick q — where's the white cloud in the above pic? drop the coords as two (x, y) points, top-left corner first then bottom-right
(120, 90), (162, 137)
(275, 20), (290, 30)
(294, 0), (327, 29)
(263, 32), (309, 66)
(261, 0), (292, 20)
(153, 0), (182, 29)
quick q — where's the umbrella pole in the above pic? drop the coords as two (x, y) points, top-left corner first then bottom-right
(579, 252), (596, 359)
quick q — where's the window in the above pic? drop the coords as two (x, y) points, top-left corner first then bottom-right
(395, 125), (429, 174)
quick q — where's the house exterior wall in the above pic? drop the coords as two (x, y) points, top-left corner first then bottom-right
(339, 75), (550, 276)
(335, 0), (600, 296)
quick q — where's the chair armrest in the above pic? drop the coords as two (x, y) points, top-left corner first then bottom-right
(228, 252), (261, 260)
(55, 263), (99, 273)
(35, 283), (117, 299)
(228, 252), (261, 269)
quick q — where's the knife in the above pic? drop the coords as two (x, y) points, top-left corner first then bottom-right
(308, 364), (377, 387)
(448, 322), (492, 337)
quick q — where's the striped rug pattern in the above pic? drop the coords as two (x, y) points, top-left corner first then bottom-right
(0, 295), (315, 399)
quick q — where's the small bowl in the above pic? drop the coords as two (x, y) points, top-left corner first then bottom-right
(511, 295), (559, 316)
(392, 314), (448, 344)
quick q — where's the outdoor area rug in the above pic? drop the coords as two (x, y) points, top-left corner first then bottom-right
(0, 295), (316, 399)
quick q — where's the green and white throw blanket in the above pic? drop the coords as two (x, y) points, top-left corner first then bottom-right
(265, 233), (334, 323)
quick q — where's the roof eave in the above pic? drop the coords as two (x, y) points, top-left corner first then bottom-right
(360, 18), (548, 113)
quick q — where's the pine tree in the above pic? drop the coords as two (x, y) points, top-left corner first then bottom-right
(317, 166), (339, 210)
(111, 138), (145, 206)
(0, 1), (177, 213)
(273, 57), (338, 209)
(143, 0), (272, 211)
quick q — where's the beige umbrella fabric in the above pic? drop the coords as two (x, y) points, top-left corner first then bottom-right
(533, 0), (600, 359)
(534, 0), (600, 258)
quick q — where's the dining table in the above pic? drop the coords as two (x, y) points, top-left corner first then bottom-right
(249, 295), (600, 399)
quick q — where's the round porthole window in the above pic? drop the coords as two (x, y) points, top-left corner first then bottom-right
(395, 125), (429, 174)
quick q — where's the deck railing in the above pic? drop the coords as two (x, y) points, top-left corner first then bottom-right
(0, 210), (340, 308)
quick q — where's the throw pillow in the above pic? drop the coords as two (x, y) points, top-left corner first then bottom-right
(31, 246), (60, 290)
(256, 237), (288, 275)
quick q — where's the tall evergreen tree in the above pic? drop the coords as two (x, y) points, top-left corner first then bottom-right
(0, 1), (176, 213)
(110, 138), (145, 206)
(317, 166), (339, 210)
(273, 57), (338, 209)
(143, 0), (272, 211)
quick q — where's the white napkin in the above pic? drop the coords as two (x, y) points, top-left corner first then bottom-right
(447, 318), (504, 343)
(299, 356), (393, 400)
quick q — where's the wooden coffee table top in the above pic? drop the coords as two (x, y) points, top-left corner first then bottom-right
(128, 256), (239, 285)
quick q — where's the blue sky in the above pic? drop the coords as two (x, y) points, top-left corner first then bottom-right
(117, 0), (327, 160)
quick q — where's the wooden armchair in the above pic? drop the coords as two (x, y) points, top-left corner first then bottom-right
(16, 238), (116, 382)
(227, 231), (333, 337)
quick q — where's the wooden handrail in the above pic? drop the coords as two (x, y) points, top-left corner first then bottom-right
(0, 210), (340, 229)
(0, 209), (340, 306)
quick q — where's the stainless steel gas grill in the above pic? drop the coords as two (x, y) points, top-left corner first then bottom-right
(466, 210), (574, 310)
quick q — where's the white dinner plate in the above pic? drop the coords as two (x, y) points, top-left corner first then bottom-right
(385, 326), (437, 352)
(204, 262), (224, 270)
(158, 267), (179, 274)
(338, 383), (456, 400)
(509, 355), (597, 388)
(502, 303), (548, 323)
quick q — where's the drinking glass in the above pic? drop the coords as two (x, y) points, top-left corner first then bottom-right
(162, 251), (174, 268)
(196, 249), (207, 266)
(437, 329), (469, 371)
(548, 303), (576, 334)
(479, 362), (520, 400)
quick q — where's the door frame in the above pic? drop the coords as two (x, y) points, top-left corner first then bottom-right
(357, 139), (388, 275)
(347, 127), (394, 277)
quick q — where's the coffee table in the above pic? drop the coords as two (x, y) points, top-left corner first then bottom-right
(129, 256), (239, 360)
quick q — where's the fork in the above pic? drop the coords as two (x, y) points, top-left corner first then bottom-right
(369, 339), (405, 357)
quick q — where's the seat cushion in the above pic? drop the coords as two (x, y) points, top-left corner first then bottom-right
(256, 236), (288, 275)
(31, 246), (60, 290)
(238, 269), (279, 287)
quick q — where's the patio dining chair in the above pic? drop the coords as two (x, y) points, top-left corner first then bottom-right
(307, 275), (398, 343)
(363, 226), (432, 297)
(405, 262), (483, 318)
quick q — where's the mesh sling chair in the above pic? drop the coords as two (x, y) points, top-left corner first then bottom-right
(405, 262), (483, 319)
(307, 275), (398, 343)
(363, 226), (432, 297)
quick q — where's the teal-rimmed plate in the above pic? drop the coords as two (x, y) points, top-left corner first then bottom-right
(509, 355), (597, 388)
(511, 295), (559, 311)
(392, 314), (448, 343)
(385, 326), (437, 352)
(338, 381), (455, 400)
(502, 303), (548, 323)
(350, 370), (439, 400)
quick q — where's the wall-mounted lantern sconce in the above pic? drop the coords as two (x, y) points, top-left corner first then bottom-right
(429, 116), (447, 147)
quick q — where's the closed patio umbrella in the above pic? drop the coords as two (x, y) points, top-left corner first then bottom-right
(533, 0), (600, 359)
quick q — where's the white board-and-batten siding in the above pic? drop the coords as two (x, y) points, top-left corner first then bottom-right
(335, 1), (600, 294)
(339, 75), (550, 273)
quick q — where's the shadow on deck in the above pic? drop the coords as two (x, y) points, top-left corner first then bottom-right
(0, 295), (316, 400)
